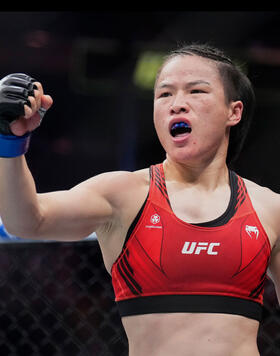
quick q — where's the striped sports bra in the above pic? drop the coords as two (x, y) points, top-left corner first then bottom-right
(111, 164), (271, 321)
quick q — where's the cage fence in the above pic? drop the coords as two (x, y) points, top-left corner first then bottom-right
(0, 240), (278, 356)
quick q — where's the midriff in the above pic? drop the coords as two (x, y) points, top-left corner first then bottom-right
(122, 312), (260, 356)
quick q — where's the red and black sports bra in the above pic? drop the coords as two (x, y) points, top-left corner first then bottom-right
(111, 164), (271, 321)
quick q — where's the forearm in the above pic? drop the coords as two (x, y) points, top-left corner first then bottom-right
(0, 156), (42, 237)
(0, 73), (92, 241)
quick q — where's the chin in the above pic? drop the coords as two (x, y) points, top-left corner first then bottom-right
(166, 146), (218, 166)
(166, 150), (197, 165)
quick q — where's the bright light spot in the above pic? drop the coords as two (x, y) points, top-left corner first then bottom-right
(133, 51), (165, 90)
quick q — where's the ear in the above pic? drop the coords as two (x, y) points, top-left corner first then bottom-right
(227, 101), (243, 127)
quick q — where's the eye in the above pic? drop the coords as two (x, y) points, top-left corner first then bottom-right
(159, 92), (171, 98)
(190, 89), (205, 94)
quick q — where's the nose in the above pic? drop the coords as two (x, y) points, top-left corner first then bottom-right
(170, 105), (188, 115)
(170, 93), (190, 115)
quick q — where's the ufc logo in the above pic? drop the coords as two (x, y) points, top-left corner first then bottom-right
(181, 242), (220, 255)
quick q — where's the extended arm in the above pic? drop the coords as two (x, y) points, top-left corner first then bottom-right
(0, 74), (117, 241)
(0, 155), (116, 241)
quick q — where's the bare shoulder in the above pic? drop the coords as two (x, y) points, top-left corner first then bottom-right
(108, 168), (150, 207)
(242, 176), (280, 246)
(243, 177), (280, 205)
(75, 167), (150, 208)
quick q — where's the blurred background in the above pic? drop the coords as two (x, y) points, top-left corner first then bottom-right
(0, 11), (279, 191)
(0, 11), (280, 356)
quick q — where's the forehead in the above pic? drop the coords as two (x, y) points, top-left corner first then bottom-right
(156, 54), (222, 87)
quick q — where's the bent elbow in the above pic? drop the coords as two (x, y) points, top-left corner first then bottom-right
(2, 216), (44, 240)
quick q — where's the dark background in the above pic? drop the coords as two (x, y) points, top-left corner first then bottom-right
(0, 11), (279, 192)
(1, 11), (280, 356)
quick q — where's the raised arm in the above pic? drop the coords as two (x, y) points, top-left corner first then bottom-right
(0, 74), (126, 241)
(0, 155), (119, 241)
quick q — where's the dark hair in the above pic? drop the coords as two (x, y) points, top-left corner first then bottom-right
(156, 43), (256, 166)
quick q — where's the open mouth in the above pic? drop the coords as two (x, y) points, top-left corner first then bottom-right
(170, 122), (192, 137)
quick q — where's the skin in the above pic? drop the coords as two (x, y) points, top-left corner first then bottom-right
(0, 54), (280, 356)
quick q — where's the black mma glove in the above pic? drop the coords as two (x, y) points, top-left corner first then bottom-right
(0, 73), (48, 158)
(0, 73), (37, 135)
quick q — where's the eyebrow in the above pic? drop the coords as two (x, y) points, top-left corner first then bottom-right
(157, 80), (211, 90)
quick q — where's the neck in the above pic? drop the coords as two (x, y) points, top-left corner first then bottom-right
(163, 155), (229, 191)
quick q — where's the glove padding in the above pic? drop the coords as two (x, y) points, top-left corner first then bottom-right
(0, 73), (37, 135)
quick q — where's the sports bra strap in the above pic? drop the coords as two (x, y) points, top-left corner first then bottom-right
(149, 164), (172, 212)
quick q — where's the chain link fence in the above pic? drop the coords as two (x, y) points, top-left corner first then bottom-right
(0, 239), (278, 356)
(0, 241), (127, 356)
